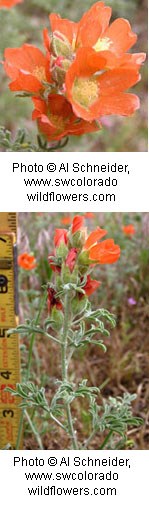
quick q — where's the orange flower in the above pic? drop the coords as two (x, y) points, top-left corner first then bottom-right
(76, 2), (137, 56)
(4, 44), (51, 93)
(82, 275), (101, 296)
(71, 215), (85, 234)
(122, 224), (135, 236)
(18, 253), (36, 270)
(61, 216), (72, 225)
(84, 227), (107, 250)
(32, 94), (99, 141)
(0, 0), (23, 7)
(89, 239), (120, 264)
(49, 3), (139, 58)
(84, 213), (95, 219)
(54, 229), (68, 248)
(65, 47), (140, 121)
(83, 227), (120, 264)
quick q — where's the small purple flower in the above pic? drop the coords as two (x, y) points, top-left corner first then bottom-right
(128, 297), (137, 306)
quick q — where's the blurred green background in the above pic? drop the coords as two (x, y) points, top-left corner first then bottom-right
(0, 0), (147, 151)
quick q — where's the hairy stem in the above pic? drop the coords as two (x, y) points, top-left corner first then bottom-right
(24, 410), (43, 450)
(82, 428), (97, 449)
(61, 292), (78, 450)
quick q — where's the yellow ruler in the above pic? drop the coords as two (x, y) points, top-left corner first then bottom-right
(0, 213), (21, 449)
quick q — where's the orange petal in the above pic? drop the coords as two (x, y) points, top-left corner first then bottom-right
(84, 227), (107, 249)
(89, 239), (120, 264)
(32, 98), (47, 119)
(9, 72), (43, 93)
(68, 118), (100, 135)
(118, 53), (146, 69)
(72, 215), (84, 233)
(47, 94), (72, 117)
(104, 18), (137, 55)
(76, 1), (111, 47)
(83, 275), (101, 296)
(54, 229), (68, 247)
(37, 116), (65, 142)
(67, 47), (107, 78)
(99, 67), (140, 94)
(4, 45), (46, 73)
(49, 13), (78, 44)
(92, 92), (140, 116)
(43, 28), (51, 52)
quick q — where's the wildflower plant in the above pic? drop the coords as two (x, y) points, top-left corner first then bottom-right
(7, 215), (142, 449)
(2, 1), (146, 150)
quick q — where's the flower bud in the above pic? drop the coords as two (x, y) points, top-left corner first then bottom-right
(68, 228), (87, 249)
(56, 242), (68, 259)
(54, 229), (68, 248)
(69, 265), (78, 285)
(61, 261), (78, 285)
(78, 250), (90, 267)
(51, 31), (73, 59)
(65, 248), (78, 272)
(52, 65), (66, 87)
(51, 306), (64, 331)
(71, 295), (88, 316)
(52, 57), (71, 86)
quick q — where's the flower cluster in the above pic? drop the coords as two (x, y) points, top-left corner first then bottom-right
(0, 0), (22, 8)
(48, 215), (120, 314)
(3, 1), (146, 142)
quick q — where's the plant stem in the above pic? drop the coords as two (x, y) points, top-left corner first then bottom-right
(16, 290), (47, 450)
(66, 404), (78, 449)
(82, 428), (97, 449)
(61, 293), (70, 381)
(44, 331), (61, 344)
(24, 410), (43, 450)
(83, 428), (113, 450)
(15, 411), (24, 450)
(49, 412), (66, 431)
(99, 430), (113, 449)
(61, 292), (78, 450)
